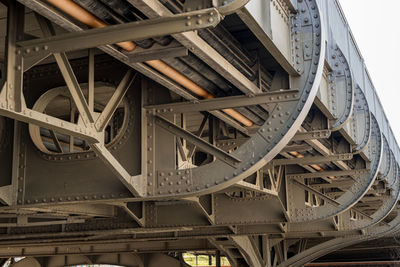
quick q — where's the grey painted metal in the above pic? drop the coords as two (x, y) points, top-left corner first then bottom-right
(145, 90), (299, 114)
(0, 0), (399, 266)
(287, 114), (382, 222)
(279, 203), (400, 267)
(17, 8), (222, 57)
(140, 0), (325, 198)
(326, 43), (354, 130)
(350, 86), (372, 153)
(272, 153), (353, 165)
(154, 115), (241, 167)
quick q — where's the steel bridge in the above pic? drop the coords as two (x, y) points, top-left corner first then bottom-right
(0, 0), (399, 266)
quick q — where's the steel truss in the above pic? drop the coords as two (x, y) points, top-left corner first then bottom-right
(0, 0), (398, 266)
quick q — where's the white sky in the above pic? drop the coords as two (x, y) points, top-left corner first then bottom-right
(338, 0), (400, 142)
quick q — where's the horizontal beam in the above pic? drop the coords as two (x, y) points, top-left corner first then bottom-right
(154, 115), (241, 167)
(287, 169), (369, 179)
(272, 153), (353, 166)
(291, 130), (331, 141)
(0, 239), (214, 257)
(0, 103), (98, 144)
(17, 8), (221, 57)
(145, 90), (299, 113)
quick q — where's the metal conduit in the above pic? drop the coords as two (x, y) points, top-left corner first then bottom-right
(46, 0), (254, 127)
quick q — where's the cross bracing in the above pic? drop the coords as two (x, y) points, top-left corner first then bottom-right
(0, 0), (397, 266)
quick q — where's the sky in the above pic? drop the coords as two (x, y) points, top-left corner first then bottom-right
(338, 0), (400, 142)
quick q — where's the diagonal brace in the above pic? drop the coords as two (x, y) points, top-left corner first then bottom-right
(54, 53), (95, 126)
(36, 14), (95, 126)
(95, 70), (137, 131)
(91, 143), (145, 197)
(154, 115), (241, 167)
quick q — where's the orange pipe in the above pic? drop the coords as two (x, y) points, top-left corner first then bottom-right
(146, 60), (253, 126)
(146, 60), (214, 99)
(46, 0), (254, 127)
(289, 151), (324, 172)
(47, 0), (136, 51)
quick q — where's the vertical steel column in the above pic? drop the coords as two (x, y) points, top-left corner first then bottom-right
(4, 1), (25, 112)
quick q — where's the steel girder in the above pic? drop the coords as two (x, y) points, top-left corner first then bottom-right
(278, 203), (400, 267)
(128, 0), (326, 199)
(287, 113), (381, 223)
(0, 0), (398, 266)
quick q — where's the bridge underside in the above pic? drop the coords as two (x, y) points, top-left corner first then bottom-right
(0, 0), (398, 266)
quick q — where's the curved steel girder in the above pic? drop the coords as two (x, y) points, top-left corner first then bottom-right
(386, 152), (397, 187)
(278, 205), (400, 267)
(340, 164), (400, 231)
(288, 113), (382, 222)
(379, 136), (391, 179)
(327, 43), (354, 130)
(150, 0), (326, 199)
(349, 86), (372, 153)
(289, 156), (399, 234)
(18, 0), (324, 201)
